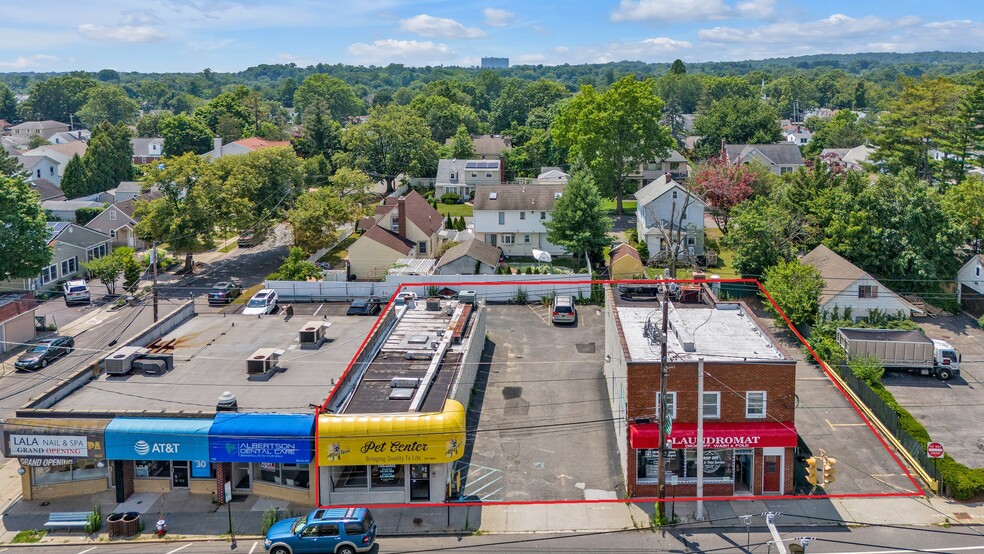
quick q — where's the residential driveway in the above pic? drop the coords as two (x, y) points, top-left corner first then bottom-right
(883, 314), (984, 468)
(457, 304), (623, 502)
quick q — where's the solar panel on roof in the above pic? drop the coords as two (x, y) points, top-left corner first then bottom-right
(465, 162), (481, 168)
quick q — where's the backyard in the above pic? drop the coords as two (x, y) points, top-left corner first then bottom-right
(437, 202), (473, 218)
(317, 234), (358, 268)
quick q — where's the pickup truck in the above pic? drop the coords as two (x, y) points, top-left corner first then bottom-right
(835, 327), (961, 381)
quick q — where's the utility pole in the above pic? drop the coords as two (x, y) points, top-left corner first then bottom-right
(656, 284), (670, 521)
(695, 357), (705, 520)
(151, 241), (159, 322)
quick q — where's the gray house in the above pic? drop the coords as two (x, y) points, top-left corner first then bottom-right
(85, 191), (162, 249)
(724, 143), (805, 175)
(434, 239), (501, 275)
(0, 223), (111, 292)
(434, 157), (503, 199)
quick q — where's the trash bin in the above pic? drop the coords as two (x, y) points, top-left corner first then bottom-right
(107, 512), (125, 538)
(120, 512), (140, 537)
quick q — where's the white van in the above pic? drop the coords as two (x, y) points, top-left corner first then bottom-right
(63, 280), (91, 305)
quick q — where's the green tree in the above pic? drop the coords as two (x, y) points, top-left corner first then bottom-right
(215, 112), (244, 144)
(699, 76), (757, 110)
(338, 104), (439, 194)
(216, 146), (304, 233)
(20, 75), (97, 121)
(293, 74), (363, 121)
(74, 206), (104, 225)
(61, 154), (89, 199)
(160, 113), (213, 156)
(76, 85), (140, 127)
(490, 79), (568, 133)
(0, 175), (52, 279)
(135, 154), (223, 272)
(803, 110), (869, 157)
(82, 251), (122, 294)
(849, 356), (885, 386)
(943, 174), (984, 245)
(28, 135), (49, 149)
(447, 125), (477, 159)
(286, 187), (352, 254)
(0, 82), (16, 122)
(668, 59), (687, 75)
(85, 122), (133, 194)
(270, 247), (323, 281)
(544, 169), (612, 261)
(725, 196), (801, 278)
(294, 98), (341, 158)
(328, 167), (376, 217)
(552, 76), (674, 214)
(0, 142), (25, 178)
(136, 112), (169, 138)
(693, 97), (783, 158)
(409, 94), (480, 142)
(121, 251), (142, 293)
(761, 259), (824, 327)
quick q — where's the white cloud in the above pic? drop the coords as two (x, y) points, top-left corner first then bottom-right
(515, 38), (694, 66)
(120, 11), (162, 26)
(399, 14), (486, 39)
(483, 8), (515, 28)
(347, 39), (454, 65)
(78, 24), (169, 43)
(698, 13), (917, 45)
(0, 54), (58, 69)
(612, 0), (776, 22)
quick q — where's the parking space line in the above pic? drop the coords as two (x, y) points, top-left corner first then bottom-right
(166, 545), (191, 554)
(527, 304), (550, 325)
(826, 419), (869, 431)
(248, 541), (259, 554)
(77, 548), (97, 554)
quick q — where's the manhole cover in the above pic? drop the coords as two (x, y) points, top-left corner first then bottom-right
(502, 386), (522, 400)
(575, 342), (596, 354)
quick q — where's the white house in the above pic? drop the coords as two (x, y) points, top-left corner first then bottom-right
(957, 254), (984, 317)
(434, 158), (503, 199)
(472, 183), (566, 257)
(783, 126), (813, 146)
(203, 137), (291, 159)
(21, 142), (88, 185)
(633, 174), (706, 260)
(802, 245), (921, 320)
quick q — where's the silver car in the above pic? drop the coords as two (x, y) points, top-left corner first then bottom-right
(551, 295), (576, 324)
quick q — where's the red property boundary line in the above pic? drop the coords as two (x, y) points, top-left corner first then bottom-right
(314, 278), (923, 508)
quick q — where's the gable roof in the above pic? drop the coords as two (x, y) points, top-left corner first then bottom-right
(232, 137), (291, 151)
(472, 183), (566, 211)
(23, 142), (87, 163)
(131, 137), (163, 154)
(725, 143), (805, 167)
(114, 191), (163, 219)
(115, 181), (143, 194)
(633, 174), (705, 208)
(29, 179), (65, 201)
(401, 190), (445, 236)
(436, 239), (501, 269)
(362, 225), (415, 254)
(610, 243), (642, 264)
(11, 120), (69, 131)
(800, 245), (873, 305)
(436, 158), (500, 181)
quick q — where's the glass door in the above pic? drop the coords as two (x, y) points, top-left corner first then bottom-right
(734, 450), (753, 494)
(232, 462), (251, 492)
(171, 461), (189, 488)
(409, 464), (430, 501)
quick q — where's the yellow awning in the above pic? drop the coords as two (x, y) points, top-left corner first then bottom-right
(317, 400), (466, 466)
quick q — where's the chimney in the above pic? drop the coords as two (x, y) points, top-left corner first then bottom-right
(213, 136), (222, 156)
(398, 197), (407, 238)
(499, 154), (505, 184)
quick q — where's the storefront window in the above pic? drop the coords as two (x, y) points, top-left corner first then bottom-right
(135, 460), (171, 478)
(32, 460), (107, 485)
(251, 462), (310, 489)
(684, 449), (733, 483)
(371, 465), (404, 488)
(330, 465), (368, 490)
(636, 449), (733, 484)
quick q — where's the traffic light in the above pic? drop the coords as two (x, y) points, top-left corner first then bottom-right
(823, 457), (837, 486)
(805, 457), (819, 486)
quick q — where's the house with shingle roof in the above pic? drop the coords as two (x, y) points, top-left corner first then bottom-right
(443, 134), (512, 158)
(28, 179), (65, 202)
(724, 143), (805, 175)
(0, 223), (110, 292)
(434, 239), (501, 275)
(347, 191), (445, 281)
(21, 142), (88, 185)
(633, 174), (706, 260)
(84, 191), (162, 249)
(957, 254), (984, 317)
(609, 243), (645, 280)
(472, 182), (566, 257)
(434, 157), (503, 199)
(10, 120), (70, 140)
(132, 137), (163, 164)
(801, 244), (920, 320)
(203, 136), (292, 159)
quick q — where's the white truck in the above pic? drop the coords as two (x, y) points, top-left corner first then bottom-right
(835, 328), (961, 381)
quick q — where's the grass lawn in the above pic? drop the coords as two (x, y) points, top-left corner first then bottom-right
(601, 199), (637, 215)
(703, 227), (740, 279)
(503, 256), (585, 272)
(12, 530), (45, 543)
(437, 202), (473, 218)
(317, 234), (358, 267)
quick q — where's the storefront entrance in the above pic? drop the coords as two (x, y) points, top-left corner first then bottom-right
(734, 450), (753, 494)
(232, 463), (251, 492)
(172, 461), (189, 488)
(409, 465), (430, 501)
(763, 454), (781, 493)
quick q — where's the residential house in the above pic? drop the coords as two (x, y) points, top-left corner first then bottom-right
(10, 120), (70, 140)
(48, 130), (89, 144)
(0, 119), (11, 135)
(820, 145), (874, 172)
(85, 191), (162, 249)
(633, 174), (706, 260)
(609, 243), (645, 280)
(0, 223), (110, 292)
(41, 199), (104, 222)
(443, 134), (512, 158)
(22, 155), (61, 185)
(724, 143), (805, 175)
(347, 191), (445, 280)
(783, 125), (813, 146)
(28, 179), (65, 202)
(203, 137), (291, 159)
(630, 149), (690, 186)
(957, 255), (984, 318)
(472, 183), (566, 257)
(802, 245), (920, 320)
(97, 181), (143, 204)
(434, 157), (503, 199)
(536, 167), (570, 184)
(21, 142), (88, 185)
(434, 238), (501, 275)
(132, 137), (163, 164)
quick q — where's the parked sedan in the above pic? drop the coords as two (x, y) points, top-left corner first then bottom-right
(207, 281), (243, 305)
(347, 297), (382, 316)
(15, 336), (75, 371)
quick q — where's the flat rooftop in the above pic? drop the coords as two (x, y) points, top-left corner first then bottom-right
(341, 299), (476, 414)
(51, 304), (377, 413)
(616, 302), (784, 363)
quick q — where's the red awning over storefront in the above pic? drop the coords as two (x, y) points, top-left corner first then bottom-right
(629, 421), (798, 449)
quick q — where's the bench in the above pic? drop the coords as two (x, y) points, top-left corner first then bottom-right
(44, 512), (91, 531)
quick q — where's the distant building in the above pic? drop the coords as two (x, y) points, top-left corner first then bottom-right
(481, 57), (509, 69)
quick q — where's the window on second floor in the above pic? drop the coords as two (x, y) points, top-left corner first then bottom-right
(672, 190), (678, 199)
(858, 285), (878, 299)
(49, 166), (55, 175)
(520, 211), (526, 220)
(658, 392), (677, 420)
(746, 391), (767, 418)
(540, 211), (546, 220)
(780, 166), (793, 175)
(498, 211), (505, 225)
(418, 241), (427, 254)
(109, 210), (116, 221)
(702, 392), (720, 419)
(390, 217), (399, 232)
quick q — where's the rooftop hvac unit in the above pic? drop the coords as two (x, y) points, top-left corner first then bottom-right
(390, 377), (421, 389)
(458, 290), (477, 304)
(405, 351), (434, 360)
(103, 346), (147, 375)
(426, 297), (441, 311)
(298, 321), (331, 349)
(247, 348), (284, 375)
(133, 358), (167, 375)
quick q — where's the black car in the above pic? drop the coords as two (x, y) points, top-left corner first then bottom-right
(207, 281), (243, 305)
(15, 336), (75, 371)
(237, 230), (264, 248)
(347, 297), (382, 316)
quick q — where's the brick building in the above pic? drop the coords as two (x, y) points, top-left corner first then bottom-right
(604, 287), (798, 497)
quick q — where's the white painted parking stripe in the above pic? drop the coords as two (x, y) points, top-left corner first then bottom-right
(166, 545), (191, 554)
(248, 541), (259, 554)
(76, 548), (97, 554)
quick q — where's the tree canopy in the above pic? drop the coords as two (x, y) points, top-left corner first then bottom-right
(0, 175), (52, 280)
(544, 168), (612, 262)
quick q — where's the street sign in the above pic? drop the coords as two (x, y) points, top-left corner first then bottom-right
(224, 480), (233, 502)
(927, 441), (944, 459)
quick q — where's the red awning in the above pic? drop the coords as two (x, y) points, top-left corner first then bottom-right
(629, 421), (798, 449)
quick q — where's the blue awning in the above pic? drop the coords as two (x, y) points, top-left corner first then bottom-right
(105, 418), (212, 461)
(208, 413), (314, 464)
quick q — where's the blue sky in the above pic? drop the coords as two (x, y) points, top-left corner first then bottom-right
(1, 0), (982, 72)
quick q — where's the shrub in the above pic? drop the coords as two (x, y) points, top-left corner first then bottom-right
(441, 192), (461, 204)
(85, 505), (102, 534)
(75, 207), (105, 226)
(805, 335), (845, 365)
(849, 355), (885, 386)
(12, 530), (45, 543)
(978, 314), (984, 330)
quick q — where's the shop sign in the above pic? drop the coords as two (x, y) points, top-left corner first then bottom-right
(319, 435), (464, 466)
(670, 435), (762, 449)
(191, 460), (210, 478)
(702, 451), (724, 473)
(18, 457), (74, 467)
(9, 435), (88, 458)
(209, 438), (311, 464)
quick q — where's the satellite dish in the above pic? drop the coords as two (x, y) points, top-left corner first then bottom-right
(532, 249), (552, 263)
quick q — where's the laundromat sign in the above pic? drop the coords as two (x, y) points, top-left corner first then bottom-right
(9, 435), (88, 458)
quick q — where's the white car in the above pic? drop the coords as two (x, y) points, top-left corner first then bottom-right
(243, 289), (278, 315)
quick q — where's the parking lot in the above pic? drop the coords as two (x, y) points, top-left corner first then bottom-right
(883, 314), (984, 468)
(457, 303), (624, 502)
